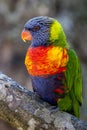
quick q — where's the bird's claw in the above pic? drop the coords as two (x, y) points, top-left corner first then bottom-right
(32, 92), (59, 113)
(47, 105), (59, 113)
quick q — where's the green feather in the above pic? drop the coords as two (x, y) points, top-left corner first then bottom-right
(58, 93), (72, 111)
(58, 48), (82, 118)
(50, 20), (69, 48)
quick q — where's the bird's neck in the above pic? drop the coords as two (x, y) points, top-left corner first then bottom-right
(49, 20), (69, 48)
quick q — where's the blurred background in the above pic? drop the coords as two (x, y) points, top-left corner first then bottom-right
(0, 0), (87, 129)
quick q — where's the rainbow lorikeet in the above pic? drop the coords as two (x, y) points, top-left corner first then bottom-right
(21, 16), (82, 118)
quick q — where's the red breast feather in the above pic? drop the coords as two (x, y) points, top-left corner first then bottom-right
(25, 46), (69, 76)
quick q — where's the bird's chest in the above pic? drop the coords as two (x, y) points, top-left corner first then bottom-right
(25, 46), (68, 76)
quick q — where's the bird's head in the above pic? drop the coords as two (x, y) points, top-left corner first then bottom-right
(21, 16), (67, 47)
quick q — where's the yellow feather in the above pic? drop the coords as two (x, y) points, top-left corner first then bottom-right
(49, 20), (62, 41)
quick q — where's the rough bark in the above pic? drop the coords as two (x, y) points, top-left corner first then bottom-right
(0, 73), (87, 130)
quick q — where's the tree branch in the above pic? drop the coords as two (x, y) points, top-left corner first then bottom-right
(0, 73), (87, 130)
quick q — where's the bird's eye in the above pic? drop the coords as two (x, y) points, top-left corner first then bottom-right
(32, 26), (40, 32)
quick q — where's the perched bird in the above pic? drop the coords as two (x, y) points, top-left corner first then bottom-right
(21, 16), (82, 118)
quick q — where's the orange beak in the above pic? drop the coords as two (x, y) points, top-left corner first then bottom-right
(21, 29), (32, 42)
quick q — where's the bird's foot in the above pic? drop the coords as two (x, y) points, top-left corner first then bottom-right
(47, 105), (59, 113)
(32, 92), (59, 112)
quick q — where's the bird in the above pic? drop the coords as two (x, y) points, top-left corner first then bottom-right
(21, 16), (82, 118)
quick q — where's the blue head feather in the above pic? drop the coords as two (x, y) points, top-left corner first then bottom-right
(24, 16), (54, 47)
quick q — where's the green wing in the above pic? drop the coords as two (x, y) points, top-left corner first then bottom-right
(58, 48), (82, 118)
